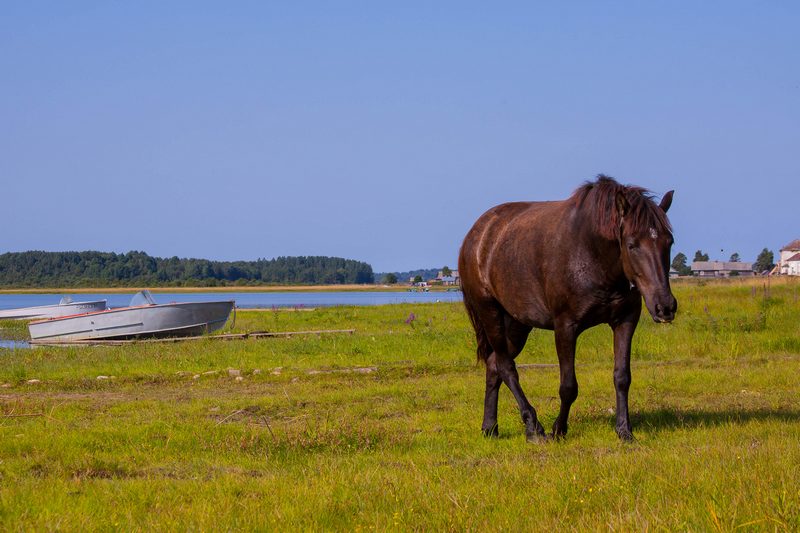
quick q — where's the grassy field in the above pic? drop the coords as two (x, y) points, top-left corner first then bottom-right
(1, 278), (799, 530)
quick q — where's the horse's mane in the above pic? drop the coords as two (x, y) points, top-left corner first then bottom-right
(570, 175), (672, 241)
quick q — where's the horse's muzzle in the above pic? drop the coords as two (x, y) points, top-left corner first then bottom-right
(653, 296), (677, 323)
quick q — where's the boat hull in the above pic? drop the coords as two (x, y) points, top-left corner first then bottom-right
(28, 301), (234, 342)
(0, 300), (108, 320)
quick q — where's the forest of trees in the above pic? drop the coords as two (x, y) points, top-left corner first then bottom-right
(0, 251), (374, 287)
(375, 268), (439, 284)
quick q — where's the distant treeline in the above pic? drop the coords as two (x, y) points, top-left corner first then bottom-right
(375, 268), (440, 283)
(0, 251), (375, 287)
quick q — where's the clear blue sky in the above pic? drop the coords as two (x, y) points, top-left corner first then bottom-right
(2, 2), (798, 272)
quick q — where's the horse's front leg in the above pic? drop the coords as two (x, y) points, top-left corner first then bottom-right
(612, 318), (638, 441)
(552, 323), (578, 438)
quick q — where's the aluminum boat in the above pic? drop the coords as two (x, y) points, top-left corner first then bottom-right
(28, 291), (234, 342)
(0, 296), (108, 320)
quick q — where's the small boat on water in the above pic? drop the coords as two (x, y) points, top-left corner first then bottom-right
(28, 290), (234, 343)
(0, 296), (108, 320)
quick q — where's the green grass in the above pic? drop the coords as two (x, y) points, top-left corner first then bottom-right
(1, 279), (799, 530)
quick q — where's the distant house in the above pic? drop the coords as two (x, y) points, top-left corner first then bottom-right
(779, 239), (800, 276)
(691, 261), (754, 277)
(435, 270), (460, 286)
(783, 254), (800, 276)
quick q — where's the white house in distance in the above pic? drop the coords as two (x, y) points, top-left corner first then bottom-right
(434, 270), (460, 286)
(779, 239), (800, 276)
(691, 261), (754, 277)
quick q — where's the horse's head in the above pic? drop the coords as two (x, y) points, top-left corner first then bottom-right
(616, 190), (677, 323)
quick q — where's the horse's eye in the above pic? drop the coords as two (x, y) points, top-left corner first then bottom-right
(627, 241), (638, 250)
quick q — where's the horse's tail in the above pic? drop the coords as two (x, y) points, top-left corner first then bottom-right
(462, 291), (492, 363)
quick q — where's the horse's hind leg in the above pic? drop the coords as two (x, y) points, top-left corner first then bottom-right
(481, 354), (502, 437)
(479, 304), (504, 437)
(481, 308), (543, 440)
(495, 353), (545, 440)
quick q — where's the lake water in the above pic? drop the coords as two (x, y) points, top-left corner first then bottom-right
(0, 290), (462, 311)
(0, 340), (29, 349)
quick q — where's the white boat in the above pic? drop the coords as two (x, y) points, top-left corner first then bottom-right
(28, 291), (234, 343)
(0, 296), (108, 320)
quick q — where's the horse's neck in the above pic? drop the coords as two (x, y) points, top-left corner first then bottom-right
(577, 219), (627, 284)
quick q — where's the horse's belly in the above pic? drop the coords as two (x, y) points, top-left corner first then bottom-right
(503, 298), (554, 330)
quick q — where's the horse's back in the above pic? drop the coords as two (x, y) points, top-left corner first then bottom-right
(460, 200), (564, 275)
(459, 200), (565, 327)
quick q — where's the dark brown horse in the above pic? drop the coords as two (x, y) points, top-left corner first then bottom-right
(458, 175), (676, 441)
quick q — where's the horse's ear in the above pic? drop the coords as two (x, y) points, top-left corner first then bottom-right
(615, 191), (629, 217)
(659, 190), (674, 213)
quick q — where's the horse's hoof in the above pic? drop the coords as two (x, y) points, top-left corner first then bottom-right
(616, 428), (635, 442)
(525, 423), (547, 443)
(482, 425), (499, 438)
(526, 432), (551, 443)
(552, 421), (568, 439)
